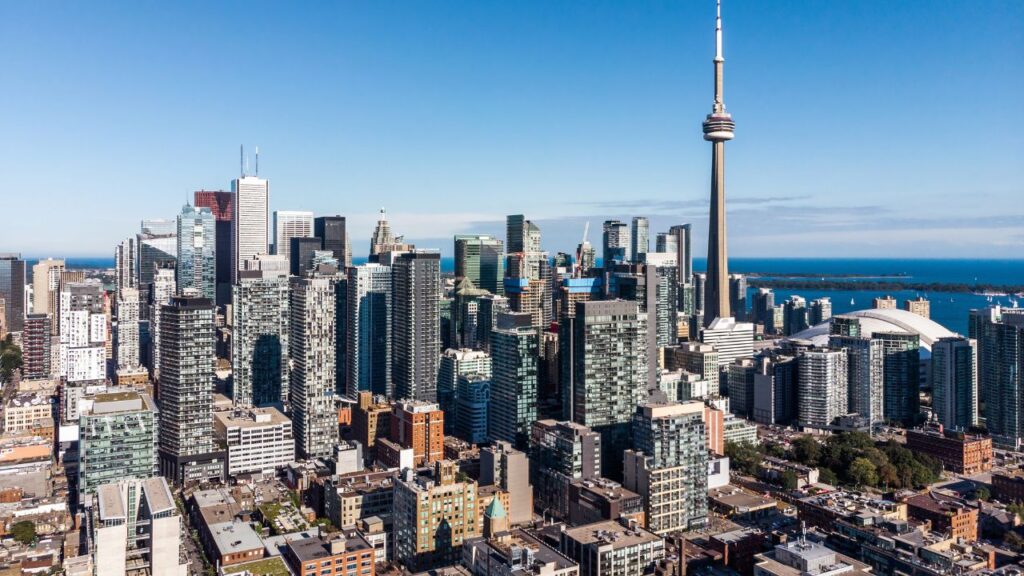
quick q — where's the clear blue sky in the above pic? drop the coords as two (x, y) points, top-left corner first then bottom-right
(2, 1), (1021, 258)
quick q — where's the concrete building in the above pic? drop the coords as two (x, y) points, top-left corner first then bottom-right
(601, 220), (630, 268)
(157, 296), (225, 484)
(874, 295), (897, 309)
(931, 336), (979, 430)
(289, 276), (340, 459)
(480, 441), (533, 526)
(59, 281), (107, 383)
(630, 217), (649, 264)
(727, 358), (757, 419)
(176, 204), (217, 300)
(22, 313), (52, 379)
(232, 268), (290, 407)
(392, 250), (441, 402)
(797, 349), (849, 430)
(32, 257), (65, 317)
(530, 420), (602, 520)
(323, 470), (396, 532)
(87, 477), (188, 576)
(4, 393), (54, 434)
(829, 318), (885, 425)
(623, 401), (708, 534)
(214, 406), (295, 477)
(393, 461), (480, 572)
(115, 288), (141, 370)
(752, 537), (870, 576)
(877, 331), (921, 426)
(352, 392), (391, 462)
(904, 297), (931, 319)
(438, 348), (491, 433)
(148, 266), (175, 378)
(272, 210), (314, 259)
(314, 215), (352, 269)
(464, 528), (579, 576)
(701, 316), (754, 368)
(284, 533), (375, 576)
(345, 263), (392, 398)
(232, 174), (269, 282)
(79, 391), (158, 499)
(667, 342), (721, 396)
(559, 518), (665, 576)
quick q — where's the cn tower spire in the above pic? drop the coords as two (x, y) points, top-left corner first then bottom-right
(702, 0), (736, 326)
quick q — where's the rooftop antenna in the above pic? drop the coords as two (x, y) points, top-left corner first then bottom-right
(255, 146), (260, 176)
(239, 145), (244, 177)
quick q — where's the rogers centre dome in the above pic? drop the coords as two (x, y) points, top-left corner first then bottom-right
(788, 308), (957, 356)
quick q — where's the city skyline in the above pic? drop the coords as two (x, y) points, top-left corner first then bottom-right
(2, 1), (1022, 258)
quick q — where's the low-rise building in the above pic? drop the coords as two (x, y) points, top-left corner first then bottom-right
(905, 492), (978, 541)
(905, 426), (992, 475)
(284, 534), (375, 576)
(559, 518), (665, 576)
(797, 490), (906, 530)
(568, 478), (644, 528)
(4, 393), (54, 433)
(208, 520), (265, 566)
(753, 537), (872, 576)
(463, 528), (579, 576)
(393, 461), (479, 572)
(214, 407), (295, 477)
(323, 471), (396, 531)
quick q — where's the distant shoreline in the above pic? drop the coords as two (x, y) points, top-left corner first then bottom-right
(748, 278), (1024, 296)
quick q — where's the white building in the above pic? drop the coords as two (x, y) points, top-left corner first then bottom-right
(232, 175), (269, 282)
(213, 407), (295, 476)
(115, 288), (140, 370)
(797, 349), (849, 430)
(273, 210), (314, 259)
(700, 316), (754, 368)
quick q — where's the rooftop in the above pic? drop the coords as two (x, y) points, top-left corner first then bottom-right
(210, 520), (264, 554)
(287, 535), (371, 562)
(562, 519), (661, 548)
(214, 406), (291, 428)
(791, 308), (955, 353)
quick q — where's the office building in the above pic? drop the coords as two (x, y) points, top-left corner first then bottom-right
(289, 236), (323, 277)
(344, 263), (392, 398)
(559, 518), (665, 576)
(878, 331), (921, 425)
(480, 441), (533, 526)
(387, 399), (444, 467)
(904, 296), (931, 319)
(0, 254), (25, 332)
(808, 297), (832, 326)
(158, 296), (225, 483)
(455, 234), (504, 294)
(438, 348), (491, 431)
(667, 342), (721, 396)
(314, 215), (352, 269)
(289, 276), (339, 459)
(148, 266), (175, 378)
(529, 419), (601, 519)
(273, 210), (314, 259)
(392, 250), (441, 402)
(655, 232), (676, 255)
(565, 300), (648, 479)
(79, 391), (158, 498)
(630, 216), (648, 263)
(213, 406), (295, 477)
(232, 268), (290, 406)
(931, 336), (979, 429)
(456, 373), (491, 444)
(624, 401), (708, 534)
(115, 287), (141, 370)
(601, 220), (630, 267)
(86, 477), (189, 576)
(829, 320), (884, 425)
(22, 313), (51, 379)
(476, 294), (509, 354)
(136, 222), (177, 319)
(970, 306), (1024, 449)
(728, 274), (747, 321)
(176, 204), (216, 300)
(727, 357), (757, 419)
(700, 316), (754, 368)
(59, 281), (107, 383)
(32, 257), (65, 317)
(393, 462), (479, 571)
(797, 349), (849, 430)
(232, 174), (269, 282)
(194, 189), (235, 307)
(283, 533), (375, 576)
(490, 313), (539, 448)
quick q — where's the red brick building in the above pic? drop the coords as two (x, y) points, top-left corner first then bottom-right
(905, 427), (992, 475)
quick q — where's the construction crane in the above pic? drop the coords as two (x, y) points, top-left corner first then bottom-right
(574, 221), (590, 278)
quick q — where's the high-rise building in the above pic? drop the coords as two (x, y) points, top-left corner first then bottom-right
(370, 208), (406, 259)
(272, 210), (314, 260)
(193, 189), (235, 307)
(904, 297), (931, 319)
(289, 237), (323, 277)
(564, 300), (648, 479)
(797, 349), (849, 430)
(752, 288), (775, 325)
(21, 314), (51, 379)
(438, 349), (491, 430)
(232, 268), (290, 407)
(830, 323), (884, 426)
(809, 297), (833, 326)
(752, 354), (798, 426)
(624, 401), (708, 534)
(970, 306), (1024, 449)
(630, 217), (649, 263)
(932, 336), (978, 430)
(783, 296), (808, 335)
(728, 274), (747, 321)
(314, 215), (352, 269)
(393, 461), (480, 572)
(700, 316), (754, 368)
(668, 224), (693, 284)
(506, 214), (527, 254)
(176, 204), (217, 300)
(289, 275), (339, 459)
(601, 220), (630, 267)
(456, 373), (491, 444)
(877, 331), (921, 425)
(873, 295), (897, 310)
(392, 250), (441, 402)
(476, 294), (509, 354)
(157, 296), (224, 484)
(727, 357), (757, 419)
(32, 257), (65, 317)
(136, 222), (177, 320)
(85, 477), (189, 576)
(387, 400), (445, 467)
(344, 263), (392, 398)
(232, 174), (269, 282)
(115, 287), (141, 370)
(59, 281), (107, 383)
(0, 254), (25, 332)
(148, 266), (175, 379)
(667, 342), (721, 396)
(530, 420), (602, 520)
(455, 234), (505, 295)
(213, 406), (295, 477)
(79, 391), (158, 498)
(480, 441), (534, 526)
(642, 253), (681, 349)
(701, 2), (735, 326)
(490, 313), (539, 448)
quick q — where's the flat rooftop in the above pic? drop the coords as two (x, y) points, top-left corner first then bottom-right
(563, 519), (661, 548)
(210, 520), (264, 554)
(288, 535), (370, 562)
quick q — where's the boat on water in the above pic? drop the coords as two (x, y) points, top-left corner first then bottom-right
(975, 291), (1009, 297)
(849, 298), (855, 306)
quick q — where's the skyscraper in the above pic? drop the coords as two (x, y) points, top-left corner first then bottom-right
(315, 215), (352, 269)
(232, 174), (269, 282)
(877, 331), (921, 426)
(115, 287), (141, 370)
(438, 348), (491, 431)
(290, 275), (340, 459)
(728, 274), (747, 321)
(932, 336), (978, 430)
(345, 264), (393, 398)
(273, 210), (314, 259)
(0, 254), (25, 333)
(797, 348), (849, 430)
(631, 216), (649, 263)
(33, 257), (66, 317)
(392, 251), (441, 402)
(369, 208), (395, 259)
(193, 189), (235, 307)
(529, 419), (602, 519)
(455, 234), (505, 294)
(668, 224), (693, 284)
(136, 221), (177, 320)
(702, 1), (736, 326)
(970, 306), (1024, 449)
(700, 316), (754, 368)
(148, 266), (175, 379)
(22, 313), (51, 379)
(565, 299), (649, 479)
(830, 322), (884, 426)
(157, 296), (224, 483)
(176, 204), (217, 300)
(290, 237), (324, 277)
(489, 313), (540, 449)
(601, 220), (630, 267)
(232, 268), (290, 407)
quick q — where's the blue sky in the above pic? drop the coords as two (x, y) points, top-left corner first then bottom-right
(1, 1), (1022, 258)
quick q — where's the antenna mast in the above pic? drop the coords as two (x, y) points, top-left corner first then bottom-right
(255, 146), (260, 176)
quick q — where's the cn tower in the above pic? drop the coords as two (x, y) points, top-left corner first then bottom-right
(702, 0), (735, 326)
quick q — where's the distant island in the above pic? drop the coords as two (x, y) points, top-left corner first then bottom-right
(747, 277), (1024, 296)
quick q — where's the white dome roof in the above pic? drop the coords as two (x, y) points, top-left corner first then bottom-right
(789, 308), (957, 353)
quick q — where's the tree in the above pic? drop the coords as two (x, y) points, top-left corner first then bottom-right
(791, 436), (821, 466)
(10, 520), (35, 545)
(780, 470), (799, 491)
(848, 457), (878, 488)
(0, 336), (22, 382)
(818, 468), (839, 486)
(724, 441), (761, 475)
